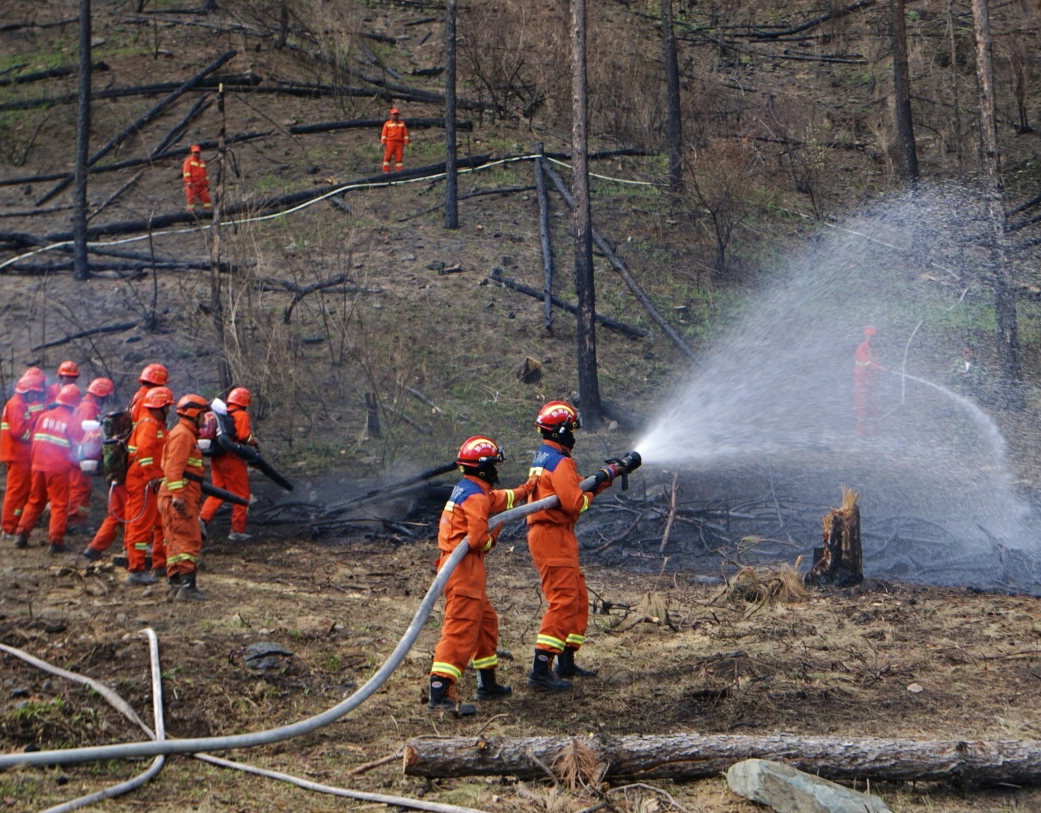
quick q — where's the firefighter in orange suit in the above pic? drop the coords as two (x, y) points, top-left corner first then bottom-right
(200, 387), (256, 542)
(66, 377), (114, 534)
(380, 107), (409, 172)
(46, 360), (80, 405)
(854, 326), (884, 436)
(159, 394), (209, 600)
(1, 368), (46, 543)
(124, 386), (173, 586)
(428, 436), (536, 716)
(14, 384), (83, 553)
(182, 144), (211, 212)
(82, 363), (169, 562)
(525, 401), (611, 691)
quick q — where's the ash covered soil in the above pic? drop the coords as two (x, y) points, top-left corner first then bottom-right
(5, 488), (1041, 813)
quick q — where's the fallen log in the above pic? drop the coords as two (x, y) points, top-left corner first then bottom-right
(289, 117), (471, 135)
(0, 61), (109, 86)
(541, 162), (696, 361)
(36, 51), (237, 204)
(31, 321), (136, 351)
(490, 268), (648, 338)
(402, 733), (1041, 785)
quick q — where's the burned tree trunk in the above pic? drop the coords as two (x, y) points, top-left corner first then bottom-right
(403, 732), (1041, 783)
(806, 488), (863, 588)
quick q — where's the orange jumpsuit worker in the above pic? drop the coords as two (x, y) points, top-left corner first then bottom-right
(1, 368), (47, 543)
(45, 360), (80, 405)
(14, 384), (83, 553)
(428, 436), (536, 717)
(854, 325), (884, 436)
(526, 401), (611, 691)
(67, 377), (114, 533)
(82, 363), (169, 562)
(159, 394), (209, 601)
(182, 144), (211, 212)
(200, 386), (256, 541)
(124, 386), (173, 586)
(380, 107), (409, 172)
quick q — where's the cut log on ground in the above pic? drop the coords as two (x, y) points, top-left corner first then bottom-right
(806, 487), (863, 588)
(403, 733), (1041, 785)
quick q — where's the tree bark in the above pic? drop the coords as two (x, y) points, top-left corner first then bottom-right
(569, 0), (604, 429)
(661, 0), (684, 192)
(534, 143), (555, 332)
(444, 0), (458, 229)
(970, 0), (1022, 407)
(891, 0), (919, 182)
(209, 82), (232, 391)
(72, 0), (91, 281)
(403, 733), (1041, 784)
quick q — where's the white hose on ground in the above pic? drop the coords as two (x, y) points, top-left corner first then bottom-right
(0, 478), (596, 770)
(36, 629), (167, 813)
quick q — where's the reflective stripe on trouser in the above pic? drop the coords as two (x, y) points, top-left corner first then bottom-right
(430, 551), (498, 680)
(67, 469), (92, 526)
(2, 461), (32, 534)
(124, 483), (159, 572)
(88, 484), (127, 553)
(528, 522), (589, 654)
(159, 492), (201, 577)
(383, 142), (404, 172)
(17, 470), (71, 545)
(200, 454), (249, 532)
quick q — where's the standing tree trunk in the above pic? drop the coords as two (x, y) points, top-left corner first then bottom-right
(72, 0), (92, 281)
(661, 0), (684, 192)
(444, 0), (459, 229)
(970, 0), (1022, 407)
(209, 83), (232, 391)
(569, 0), (603, 428)
(891, 0), (919, 182)
(535, 142), (555, 333)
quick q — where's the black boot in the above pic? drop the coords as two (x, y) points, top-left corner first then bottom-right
(14, 532), (29, 549)
(556, 647), (597, 679)
(474, 668), (512, 700)
(428, 676), (476, 716)
(527, 649), (572, 691)
(174, 570), (208, 602)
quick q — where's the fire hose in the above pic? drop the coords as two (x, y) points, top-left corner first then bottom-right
(0, 451), (641, 769)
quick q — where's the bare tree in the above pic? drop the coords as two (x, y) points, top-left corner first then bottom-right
(570, 0), (603, 427)
(72, 0), (91, 281)
(445, 0), (459, 229)
(891, 0), (919, 182)
(971, 0), (1022, 406)
(209, 83), (232, 391)
(662, 0), (684, 192)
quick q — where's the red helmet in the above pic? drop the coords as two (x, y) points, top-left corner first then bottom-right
(176, 393), (209, 419)
(389, 107), (400, 115)
(15, 367), (46, 394)
(57, 360), (80, 378)
(142, 386), (174, 410)
(86, 377), (114, 398)
(863, 325), (877, 336)
(226, 387), (251, 408)
(535, 400), (581, 433)
(456, 436), (505, 467)
(139, 363), (168, 386)
(55, 383), (81, 408)
(190, 144), (201, 153)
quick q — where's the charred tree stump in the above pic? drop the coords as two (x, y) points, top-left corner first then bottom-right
(806, 488), (863, 588)
(364, 392), (381, 438)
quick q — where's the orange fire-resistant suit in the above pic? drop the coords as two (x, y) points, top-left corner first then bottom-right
(17, 403), (82, 546)
(67, 392), (103, 531)
(430, 474), (535, 682)
(1, 393), (43, 534)
(380, 117), (409, 172)
(124, 415), (167, 573)
(526, 440), (607, 657)
(158, 416), (205, 579)
(85, 391), (150, 555)
(200, 407), (254, 533)
(182, 153), (211, 211)
(854, 339), (882, 436)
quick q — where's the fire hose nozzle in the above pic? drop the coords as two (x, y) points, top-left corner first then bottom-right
(617, 450), (641, 474)
(602, 450), (642, 491)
